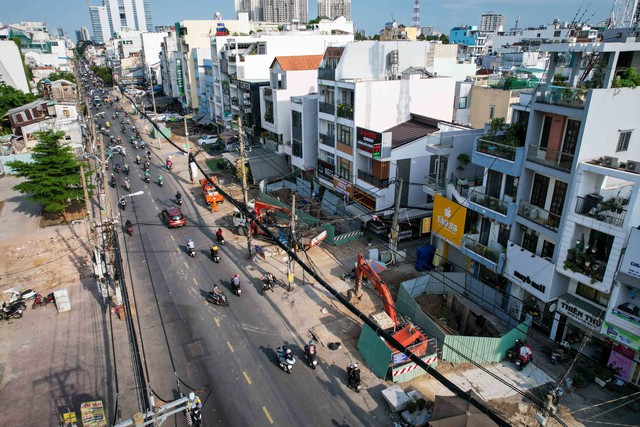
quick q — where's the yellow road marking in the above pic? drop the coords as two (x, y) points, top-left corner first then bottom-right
(262, 407), (274, 424)
(214, 317), (220, 327)
(243, 371), (252, 385)
(170, 235), (175, 241)
(227, 341), (235, 352)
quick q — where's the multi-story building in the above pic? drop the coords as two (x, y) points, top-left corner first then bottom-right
(235, 0), (262, 21)
(94, 0), (153, 35)
(159, 31), (179, 98)
(492, 20), (578, 54)
(114, 28), (143, 59)
(263, 0), (308, 23)
(449, 25), (489, 61)
(89, 6), (111, 44)
(0, 40), (30, 93)
(141, 31), (169, 85)
(75, 27), (90, 43)
(379, 21), (418, 41)
(0, 22), (70, 70)
(430, 32), (640, 381)
(318, 0), (351, 20)
(192, 48), (212, 119)
(480, 12), (504, 32)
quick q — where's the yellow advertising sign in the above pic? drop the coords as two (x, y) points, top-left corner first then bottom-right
(432, 194), (467, 248)
(421, 217), (432, 234)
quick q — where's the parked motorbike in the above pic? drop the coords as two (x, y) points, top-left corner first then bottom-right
(550, 341), (571, 365)
(515, 341), (533, 371)
(32, 292), (55, 309)
(507, 339), (523, 363)
(231, 275), (242, 296)
(276, 346), (296, 373)
(206, 290), (229, 307)
(347, 364), (362, 392)
(0, 305), (24, 320)
(262, 275), (275, 295)
(304, 342), (318, 369)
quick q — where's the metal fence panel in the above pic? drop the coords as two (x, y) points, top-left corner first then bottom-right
(357, 324), (393, 379)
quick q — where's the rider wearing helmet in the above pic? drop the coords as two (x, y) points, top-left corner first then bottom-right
(232, 274), (240, 287)
(187, 238), (195, 251)
(210, 244), (219, 258)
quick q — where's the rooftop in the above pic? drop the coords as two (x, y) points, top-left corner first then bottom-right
(3, 99), (46, 117)
(384, 116), (439, 149)
(272, 55), (323, 71)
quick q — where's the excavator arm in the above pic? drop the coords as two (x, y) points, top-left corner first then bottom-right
(354, 253), (398, 327)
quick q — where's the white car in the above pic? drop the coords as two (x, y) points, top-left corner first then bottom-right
(197, 135), (219, 146)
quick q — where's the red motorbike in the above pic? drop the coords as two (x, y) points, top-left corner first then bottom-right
(32, 292), (55, 309)
(515, 342), (533, 370)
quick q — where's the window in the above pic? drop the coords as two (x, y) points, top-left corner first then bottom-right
(458, 97), (467, 109)
(562, 119), (580, 156)
(549, 180), (567, 216)
(337, 124), (352, 146)
(522, 229), (539, 253)
(540, 115), (553, 149)
(576, 282), (609, 307)
(337, 157), (352, 180)
(530, 173), (550, 208)
(554, 31), (561, 37)
(497, 224), (511, 246)
(291, 111), (301, 128)
(489, 105), (495, 119)
(541, 240), (555, 259)
(617, 130), (632, 152)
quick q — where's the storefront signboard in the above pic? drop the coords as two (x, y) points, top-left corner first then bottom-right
(557, 297), (603, 331)
(332, 176), (353, 196)
(608, 345), (635, 382)
(504, 240), (554, 298)
(432, 194), (466, 248)
(604, 322), (640, 351)
(620, 228), (640, 279)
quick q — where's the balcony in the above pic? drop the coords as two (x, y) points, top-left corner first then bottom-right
(318, 68), (335, 80)
(574, 196), (627, 228)
(518, 200), (561, 232)
(231, 97), (239, 107)
(534, 84), (588, 109)
(424, 134), (453, 155)
(562, 247), (606, 284)
(319, 132), (335, 148)
(337, 104), (354, 120)
(451, 175), (483, 198)
(264, 113), (274, 124)
(467, 191), (516, 224)
(357, 170), (389, 189)
(264, 88), (272, 98)
(423, 174), (446, 195)
(319, 101), (334, 115)
(473, 138), (524, 176)
(526, 144), (574, 172)
(460, 234), (506, 273)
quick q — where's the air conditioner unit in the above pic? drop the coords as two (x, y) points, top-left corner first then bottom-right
(625, 160), (640, 174)
(603, 156), (619, 168)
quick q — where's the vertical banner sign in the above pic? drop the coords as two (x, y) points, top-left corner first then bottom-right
(176, 58), (184, 97)
(432, 194), (467, 248)
(373, 143), (381, 159)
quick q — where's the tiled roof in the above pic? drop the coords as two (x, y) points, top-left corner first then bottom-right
(384, 119), (439, 149)
(274, 55), (323, 71)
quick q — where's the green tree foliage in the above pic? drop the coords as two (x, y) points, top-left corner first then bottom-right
(90, 66), (113, 85)
(6, 130), (91, 215)
(0, 82), (37, 133)
(75, 40), (92, 57)
(612, 67), (640, 88)
(45, 71), (76, 83)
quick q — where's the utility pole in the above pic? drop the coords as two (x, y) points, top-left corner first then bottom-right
(287, 194), (296, 291)
(99, 134), (109, 213)
(80, 164), (94, 242)
(183, 115), (189, 147)
(389, 178), (403, 265)
(149, 69), (160, 148)
(238, 116), (252, 259)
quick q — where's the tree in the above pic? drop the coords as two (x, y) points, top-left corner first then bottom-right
(612, 67), (640, 88)
(0, 82), (37, 133)
(6, 130), (91, 217)
(45, 71), (76, 83)
(90, 66), (113, 85)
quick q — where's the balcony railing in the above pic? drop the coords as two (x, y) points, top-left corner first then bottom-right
(527, 144), (574, 172)
(319, 101), (334, 115)
(475, 138), (520, 161)
(518, 200), (561, 231)
(425, 134), (454, 149)
(535, 84), (588, 109)
(358, 170), (389, 189)
(264, 88), (272, 97)
(451, 175), (482, 198)
(574, 196), (627, 228)
(337, 104), (354, 120)
(469, 192), (510, 215)
(424, 174), (446, 192)
(319, 132), (335, 147)
(463, 235), (500, 263)
(318, 68), (335, 80)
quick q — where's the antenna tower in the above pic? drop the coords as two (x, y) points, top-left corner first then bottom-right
(412, 0), (421, 29)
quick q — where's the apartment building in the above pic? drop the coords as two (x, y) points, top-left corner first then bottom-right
(159, 31), (179, 98)
(432, 33), (640, 383)
(141, 32), (169, 85)
(0, 40), (30, 93)
(318, 0), (351, 20)
(480, 12), (504, 32)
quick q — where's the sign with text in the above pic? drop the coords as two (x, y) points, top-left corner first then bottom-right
(557, 297), (603, 331)
(332, 176), (353, 196)
(421, 217), (432, 235)
(432, 194), (466, 248)
(504, 240), (553, 298)
(620, 228), (640, 279)
(605, 322), (640, 351)
(356, 127), (382, 154)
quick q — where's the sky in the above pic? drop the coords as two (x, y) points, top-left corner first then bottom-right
(2, 0), (611, 39)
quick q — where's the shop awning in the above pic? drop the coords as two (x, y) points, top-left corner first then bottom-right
(247, 147), (289, 183)
(345, 203), (373, 224)
(557, 294), (604, 331)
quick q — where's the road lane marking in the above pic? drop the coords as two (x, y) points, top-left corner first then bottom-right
(262, 407), (273, 424)
(214, 317), (220, 327)
(184, 261), (188, 269)
(170, 235), (175, 241)
(227, 341), (235, 352)
(243, 371), (252, 385)
(193, 277), (198, 285)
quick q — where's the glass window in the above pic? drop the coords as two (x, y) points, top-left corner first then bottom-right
(489, 105), (495, 119)
(540, 115), (553, 149)
(522, 229), (539, 253)
(617, 130), (631, 152)
(337, 157), (352, 180)
(562, 119), (580, 156)
(576, 282), (609, 307)
(530, 173), (550, 208)
(337, 124), (352, 146)
(292, 111), (301, 127)
(458, 97), (467, 109)
(541, 240), (555, 259)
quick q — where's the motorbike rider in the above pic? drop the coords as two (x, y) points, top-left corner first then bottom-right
(232, 274), (240, 289)
(125, 219), (133, 230)
(187, 238), (195, 252)
(119, 197), (127, 210)
(144, 170), (150, 181)
(146, 150), (151, 159)
(135, 154), (141, 164)
(110, 174), (116, 186)
(348, 363), (361, 388)
(166, 157), (173, 169)
(158, 175), (163, 185)
(123, 163), (130, 174)
(175, 191), (182, 202)
(216, 228), (224, 243)
(124, 177), (130, 190)
(306, 340), (316, 355)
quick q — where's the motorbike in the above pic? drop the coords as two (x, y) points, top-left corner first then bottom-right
(276, 346), (296, 373)
(167, 161), (173, 171)
(304, 343), (318, 369)
(210, 248), (220, 263)
(188, 404), (202, 427)
(110, 176), (116, 188)
(135, 156), (141, 165)
(206, 290), (229, 307)
(32, 292), (55, 309)
(124, 180), (130, 192)
(114, 164), (121, 174)
(144, 175), (150, 184)
(216, 235), (225, 245)
(125, 221), (133, 236)
(143, 162), (149, 171)
(158, 177), (163, 187)
(176, 197), (182, 206)
(123, 164), (130, 175)
(188, 245), (196, 257)
(231, 276), (242, 296)
(550, 341), (571, 365)
(119, 198), (127, 211)
(0, 304), (24, 320)
(515, 341), (533, 371)
(347, 364), (362, 392)
(261, 276), (275, 295)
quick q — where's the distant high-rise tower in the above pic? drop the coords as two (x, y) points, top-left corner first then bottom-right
(235, 0), (263, 21)
(263, 0), (308, 23)
(75, 27), (90, 42)
(480, 12), (504, 32)
(317, 0), (351, 20)
(88, 0), (154, 42)
(412, 0), (421, 29)
(89, 5), (111, 44)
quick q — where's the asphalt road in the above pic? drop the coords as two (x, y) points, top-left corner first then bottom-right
(86, 78), (383, 426)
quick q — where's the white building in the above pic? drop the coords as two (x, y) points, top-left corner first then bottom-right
(318, 0), (351, 20)
(235, 0), (262, 21)
(492, 21), (576, 54)
(89, 5), (111, 44)
(159, 31), (179, 98)
(114, 29), (143, 59)
(141, 31), (168, 85)
(480, 12), (504, 32)
(1, 22), (70, 71)
(0, 40), (30, 93)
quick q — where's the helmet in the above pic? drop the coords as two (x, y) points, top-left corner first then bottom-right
(234, 274), (239, 278)
(189, 392), (195, 401)
(309, 340), (314, 345)
(286, 348), (292, 354)
(212, 245), (218, 250)
(353, 363), (358, 368)
(188, 238), (193, 242)
(196, 403), (202, 409)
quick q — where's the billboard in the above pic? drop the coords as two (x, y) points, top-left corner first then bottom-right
(356, 127), (382, 158)
(432, 194), (466, 248)
(620, 228), (640, 279)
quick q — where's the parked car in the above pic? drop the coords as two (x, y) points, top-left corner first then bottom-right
(197, 135), (219, 146)
(162, 207), (186, 228)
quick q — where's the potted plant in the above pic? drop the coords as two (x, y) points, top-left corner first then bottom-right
(595, 367), (613, 387)
(366, 236), (373, 247)
(457, 153), (471, 171)
(572, 374), (587, 388)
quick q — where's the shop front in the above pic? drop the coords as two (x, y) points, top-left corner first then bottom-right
(552, 294), (607, 360)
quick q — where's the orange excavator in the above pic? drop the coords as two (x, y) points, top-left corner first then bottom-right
(347, 253), (428, 353)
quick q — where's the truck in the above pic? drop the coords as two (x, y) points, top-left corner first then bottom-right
(232, 200), (327, 250)
(201, 177), (224, 205)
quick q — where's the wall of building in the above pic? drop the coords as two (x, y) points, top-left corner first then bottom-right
(0, 41), (30, 93)
(141, 32), (168, 84)
(468, 86), (517, 129)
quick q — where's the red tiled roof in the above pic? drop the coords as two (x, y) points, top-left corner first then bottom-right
(273, 55), (323, 71)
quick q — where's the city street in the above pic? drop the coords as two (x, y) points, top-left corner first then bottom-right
(91, 81), (388, 425)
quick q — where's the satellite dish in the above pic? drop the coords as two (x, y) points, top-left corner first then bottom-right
(392, 20), (398, 29)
